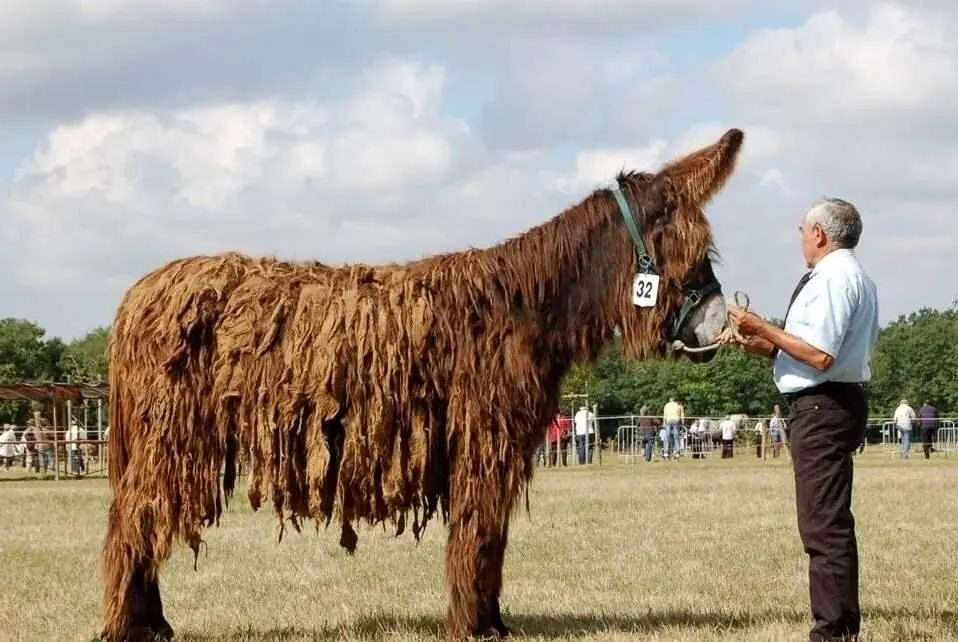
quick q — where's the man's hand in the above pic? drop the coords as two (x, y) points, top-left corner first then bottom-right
(727, 305), (769, 337)
(718, 325), (777, 358)
(727, 303), (836, 371)
(716, 327), (737, 345)
(736, 334), (778, 358)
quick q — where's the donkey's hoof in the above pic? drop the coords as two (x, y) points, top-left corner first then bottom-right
(99, 625), (174, 642)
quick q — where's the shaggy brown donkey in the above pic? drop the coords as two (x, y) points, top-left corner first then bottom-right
(99, 128), (745, 642)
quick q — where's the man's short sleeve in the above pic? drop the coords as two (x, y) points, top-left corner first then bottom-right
(787, 273), (856, 359)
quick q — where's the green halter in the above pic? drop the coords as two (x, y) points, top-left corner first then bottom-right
(609, 180), (723, 341)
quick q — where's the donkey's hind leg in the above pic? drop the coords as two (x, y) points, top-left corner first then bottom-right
(100, 497), (174, 642)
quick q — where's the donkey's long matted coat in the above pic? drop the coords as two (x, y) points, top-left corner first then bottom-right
(100, 128), (745, 641)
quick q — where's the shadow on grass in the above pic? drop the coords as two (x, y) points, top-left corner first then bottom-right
(85, 607), (958, 642)
(863, 607), (958, 642)
(173, 607), (958, 641)
(176, 608), (818, 641)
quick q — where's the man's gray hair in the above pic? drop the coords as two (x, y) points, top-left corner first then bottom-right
(804, 197), (863, 249)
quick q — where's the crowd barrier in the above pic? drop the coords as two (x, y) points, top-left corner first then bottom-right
(1, 414), (955, 480)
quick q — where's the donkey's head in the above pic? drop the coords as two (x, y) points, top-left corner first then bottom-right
(611, 128), (744, 363)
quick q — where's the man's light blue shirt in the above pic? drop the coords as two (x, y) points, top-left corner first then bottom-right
(773, 248), (880, 394)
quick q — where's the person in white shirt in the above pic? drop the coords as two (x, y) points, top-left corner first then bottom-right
(768, 405), (786, 458)
(688, 418), (706, 459)
(66, 421), (88, 475)
(726, 197), (878, 642)
(0, 424), (18, 469)
(572, 405), (596, 464)
(893, 399), (916, 459)
(719, 416), (736, 458)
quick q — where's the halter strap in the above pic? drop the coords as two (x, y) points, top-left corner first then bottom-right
(609, 182), (654, 273)
(608, 179), (723, 341)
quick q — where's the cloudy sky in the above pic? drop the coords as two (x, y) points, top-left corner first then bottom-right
(1, 0), (956, 341)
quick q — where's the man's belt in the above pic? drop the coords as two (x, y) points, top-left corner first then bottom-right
(783, 380), (864, 405)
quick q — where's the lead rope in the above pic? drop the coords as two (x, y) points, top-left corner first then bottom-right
(670, 290), (750, 354)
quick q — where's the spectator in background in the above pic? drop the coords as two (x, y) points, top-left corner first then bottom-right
(754, 420), (765, 458)
(547, 412), (571, 467)
(636, 406), (658, 462)
(719, 415), (736, 458)
(573, 405), (596, 464)
(662, 397), (684, 459)
(21, 420), (38, 472)
(66, 420), (87, 475)
(23, 418), (54, 474)
(0, 424), (17, 469)
(688, 418), (707, 459)
(893, 399), (916, 459)
(918, 399), (939, 459)
(769, 405), (786, 458)
(19, 425), (35, 469)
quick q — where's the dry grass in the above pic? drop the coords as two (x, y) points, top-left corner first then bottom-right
(2, 448), (957, 642)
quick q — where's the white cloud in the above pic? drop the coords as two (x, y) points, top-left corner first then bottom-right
(377, 0), (750, 30)
(703, 1), (958, 322)
(717, 3), (958, 132)
(0, 1), (373, 124)
(1, 0), (251, 61)
(1, 51), (733, 339)
(2, 59), (472, 295)
(1, 1), (958, 341)
(712, 2), (958, 200)
(557, 140), (669, 195)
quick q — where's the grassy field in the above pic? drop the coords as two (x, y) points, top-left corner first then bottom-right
(2, 449), (957, 642)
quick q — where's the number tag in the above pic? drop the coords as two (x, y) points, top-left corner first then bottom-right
(632, 273), (660, 307)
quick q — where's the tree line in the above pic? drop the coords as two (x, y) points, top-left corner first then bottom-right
(560, 304), (957, 420)
(0, 299), (955, 425)
(0, 320), (109, 424)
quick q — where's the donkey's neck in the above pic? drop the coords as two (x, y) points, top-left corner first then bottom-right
(545, 219), (630, 363)
(495, 192), (631, 366)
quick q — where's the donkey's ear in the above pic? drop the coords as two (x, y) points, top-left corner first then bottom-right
(657, 128), (744, 209)
(636, 173), (675, 222)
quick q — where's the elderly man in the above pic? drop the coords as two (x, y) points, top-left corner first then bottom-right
(725, 197), (879, 642)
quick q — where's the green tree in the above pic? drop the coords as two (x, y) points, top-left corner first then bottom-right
(868, 308), (958, 415)
(0, 298), (955, 429)
(560, 335), (784, 420)
(556, 306), (958, 422)
(0, 319), (65, 381)
(59, 326), (111, 383)
(0, 318), (66, 423)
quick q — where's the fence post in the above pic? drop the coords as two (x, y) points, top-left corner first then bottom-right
(52, 401), (60, 481)
(592, 403), (600, 466)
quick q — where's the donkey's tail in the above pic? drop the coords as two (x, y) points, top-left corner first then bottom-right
(106, 359), (131, 491)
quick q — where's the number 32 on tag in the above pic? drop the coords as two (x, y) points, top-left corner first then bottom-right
(632, 273), (660, 307)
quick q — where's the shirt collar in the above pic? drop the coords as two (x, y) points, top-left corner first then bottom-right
(811, 247), (854, 276)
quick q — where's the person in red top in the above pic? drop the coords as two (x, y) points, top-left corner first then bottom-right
(547, 413), (572, 466)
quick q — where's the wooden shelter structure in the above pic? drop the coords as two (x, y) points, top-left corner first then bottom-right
(0, 381), (110, 479)
(0, 381), (109, 403)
